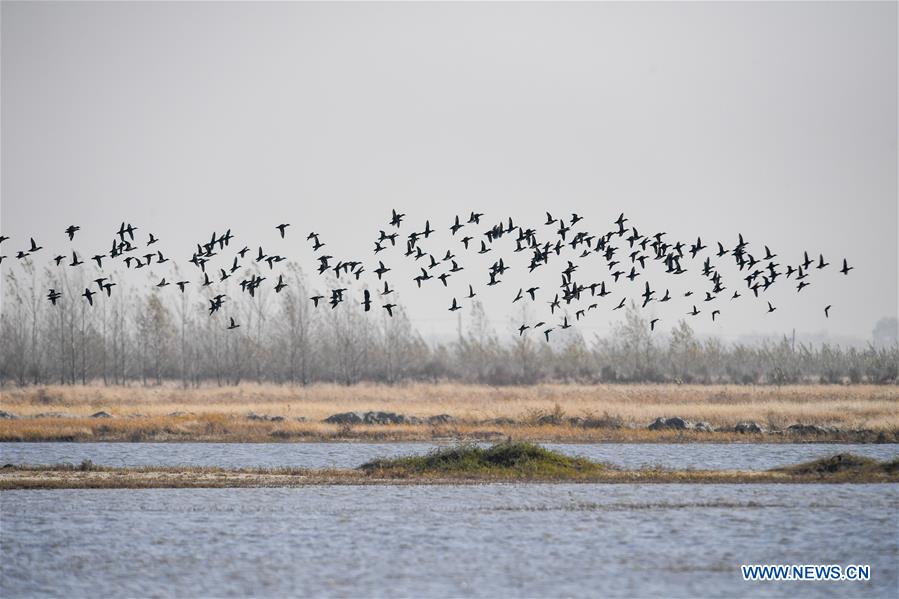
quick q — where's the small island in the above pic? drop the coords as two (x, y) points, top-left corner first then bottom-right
(2, 442), (897, 489)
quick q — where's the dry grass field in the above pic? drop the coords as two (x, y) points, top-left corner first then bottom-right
(1, 383), (897, 443)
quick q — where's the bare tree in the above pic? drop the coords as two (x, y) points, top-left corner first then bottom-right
(1, 261), (896, 387)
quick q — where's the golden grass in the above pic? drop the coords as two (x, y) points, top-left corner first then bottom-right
(1, 383), (896, 443)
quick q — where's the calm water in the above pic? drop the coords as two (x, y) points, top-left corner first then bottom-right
(2, 484), (897, 598)
(2, 442), (897, 471)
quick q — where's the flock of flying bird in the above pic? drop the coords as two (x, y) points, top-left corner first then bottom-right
(0, 209), (853, 340)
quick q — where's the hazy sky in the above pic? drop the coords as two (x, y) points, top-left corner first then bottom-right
(2, 1), (896, 343)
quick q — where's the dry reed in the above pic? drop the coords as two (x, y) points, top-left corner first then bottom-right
(1, 383), (896, 443)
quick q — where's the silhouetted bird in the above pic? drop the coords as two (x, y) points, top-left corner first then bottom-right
(117, 222), (137, 241)
(840, 259), (853, 275)
(276, 223), (290, 238)
(47, 289), (62, 305)
(228, 317), (240, 330)
(375, 262), (390, 279)
(330, 288), (347, 309)
(65, 225), (80, 241)
(802, 251), (813, 270)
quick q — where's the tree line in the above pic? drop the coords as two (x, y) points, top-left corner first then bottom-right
(1, 261), (896, 387)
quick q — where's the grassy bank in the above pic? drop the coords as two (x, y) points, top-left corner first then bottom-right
(2, 444), (897, 489)
(1, 383), (897, 443)
(360, 442), (606, 479)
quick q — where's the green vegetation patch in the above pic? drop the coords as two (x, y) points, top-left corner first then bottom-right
(773, 453), (899, 480)
(359, 441), (607, 479)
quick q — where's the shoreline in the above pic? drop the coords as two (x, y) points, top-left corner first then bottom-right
(4, 467), (897, 489)
(3, 452), (897, 489)
(1, 421), (895, 444)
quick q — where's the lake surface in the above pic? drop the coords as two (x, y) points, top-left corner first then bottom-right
(2, 484), (897, 598)
(2, 442), (897, 471)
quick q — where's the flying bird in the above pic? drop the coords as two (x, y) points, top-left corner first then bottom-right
(274, 275), (287, 293)
(840, 259), (853, 275)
